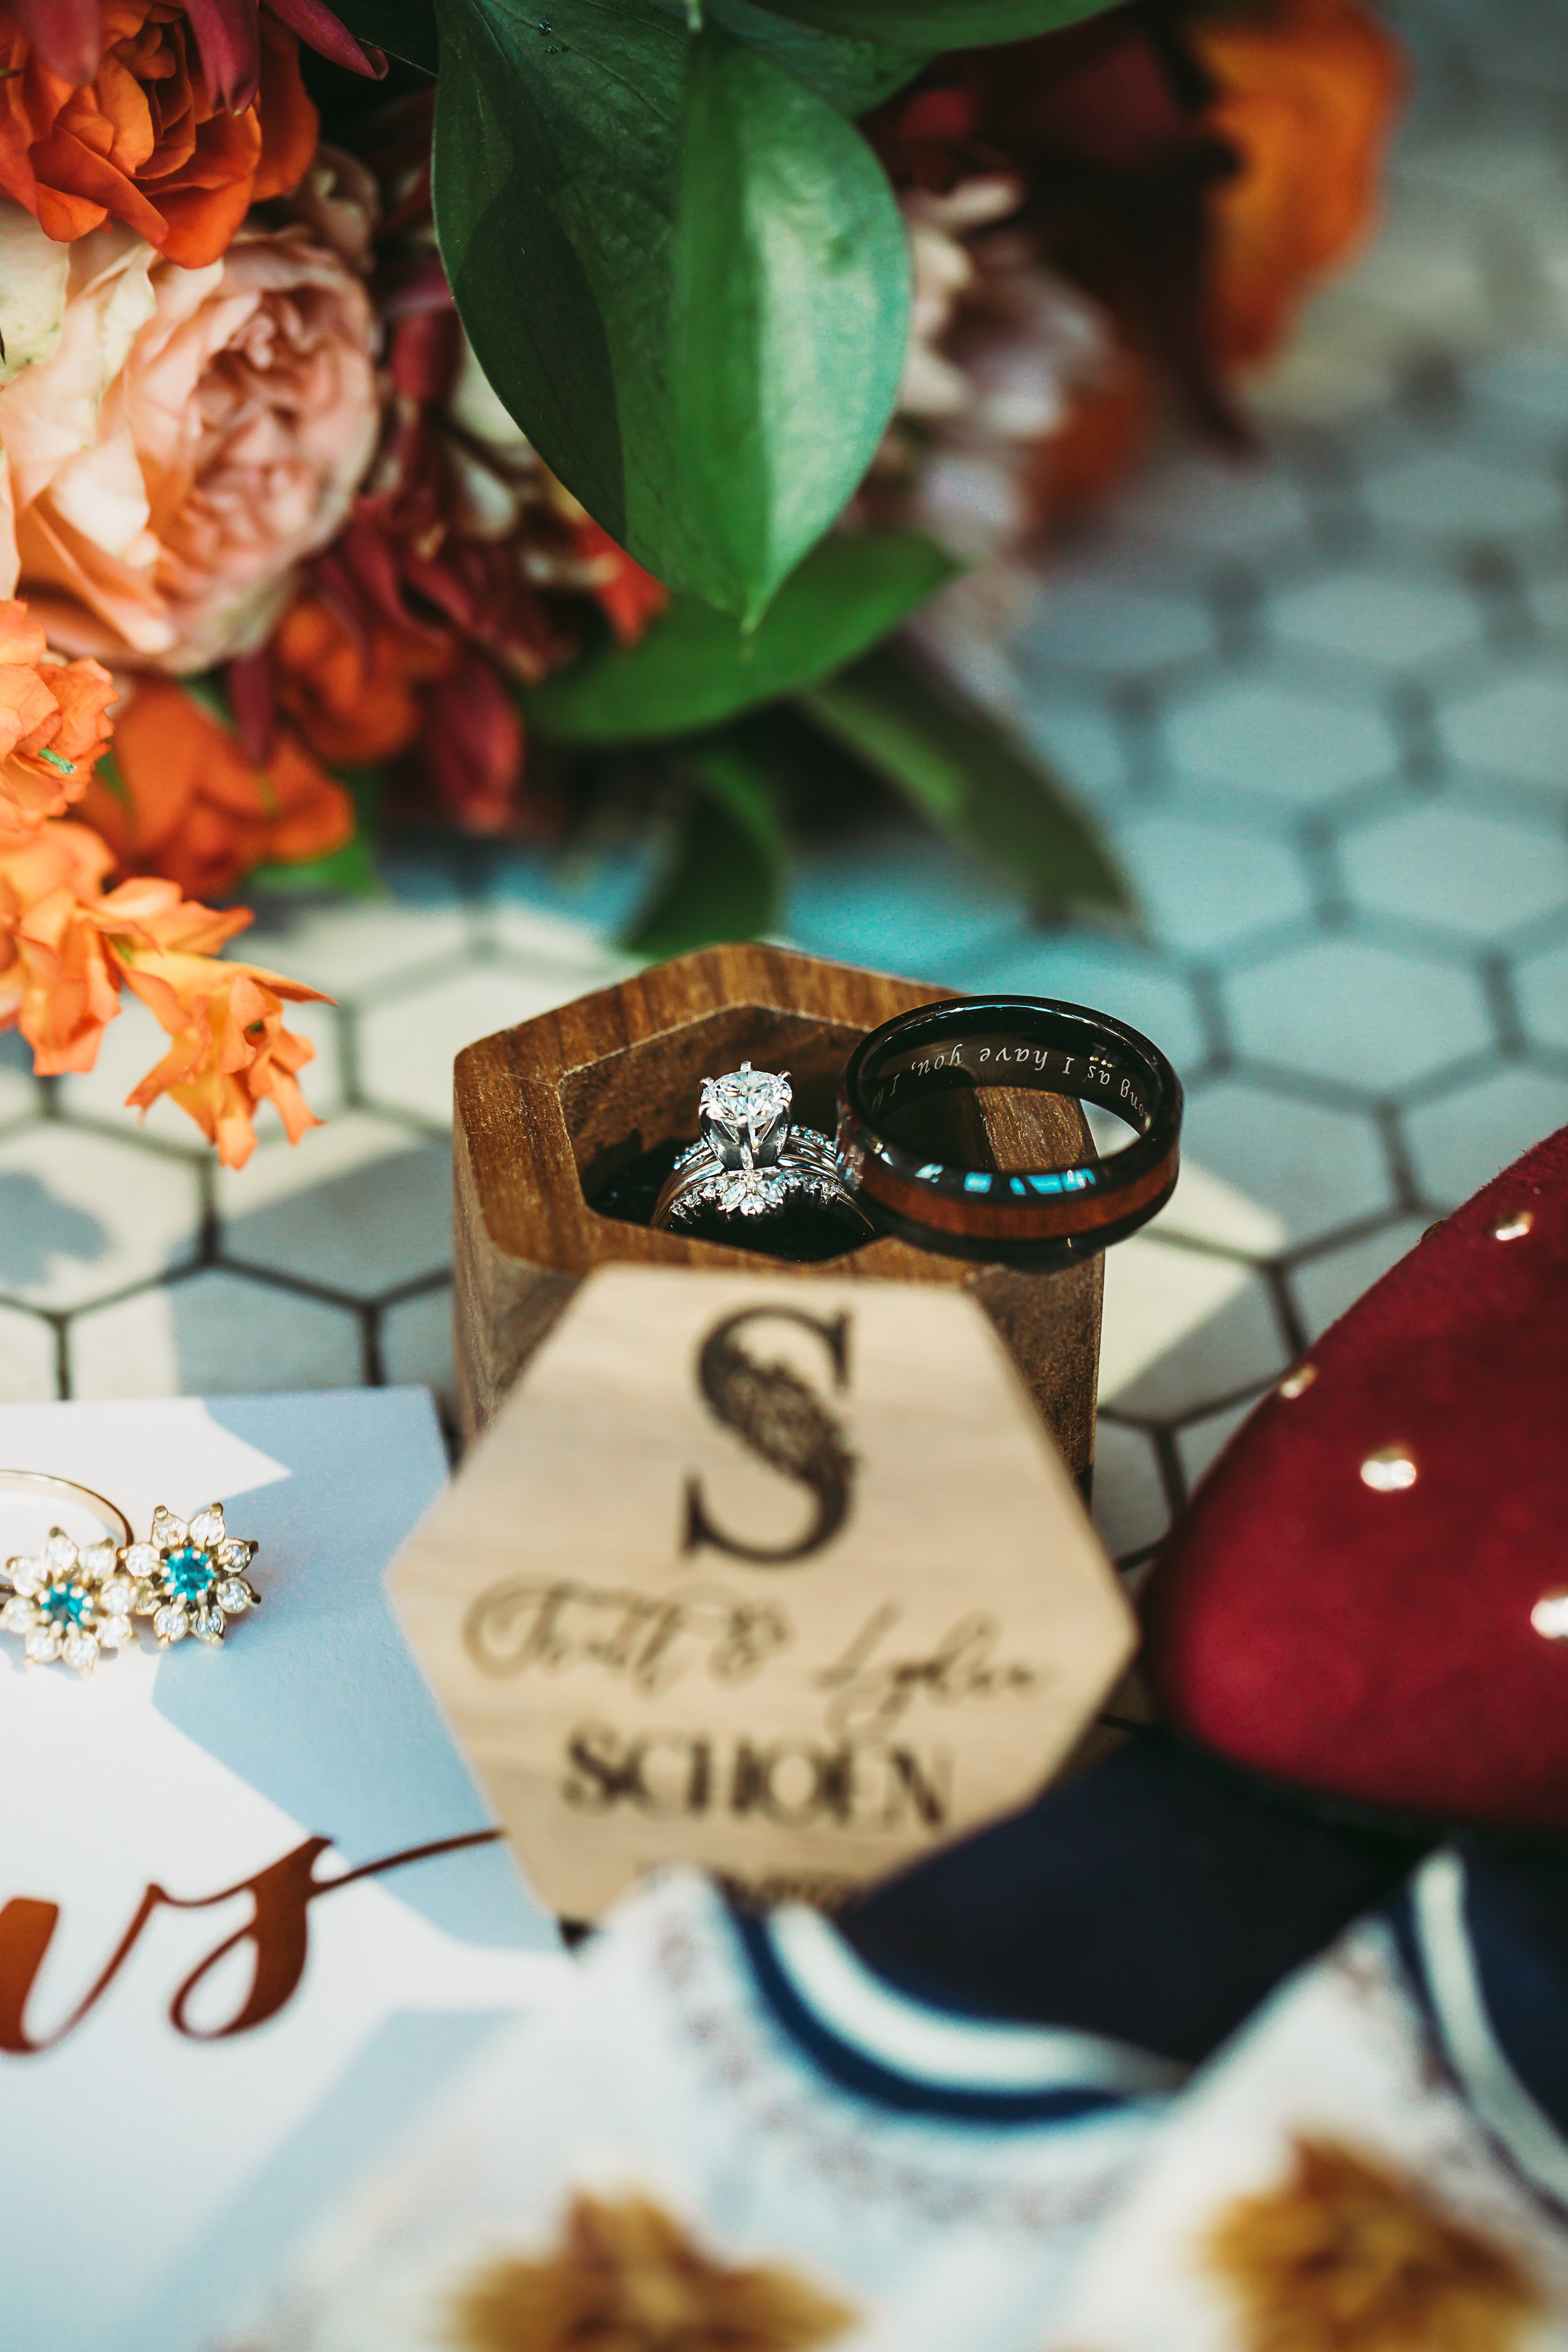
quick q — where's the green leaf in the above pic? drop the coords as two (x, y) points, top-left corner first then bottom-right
(709, 0), (927, 114)
(245, 833), (383, 900)
(750, 0), (1121, 46)
(798, 643), (1133, 919)
(671, 23), (908, 622)
(92, 744), (132, 811)
(430, 0), (909, 620)
(526, 530), (956, 744)
(623, 732), (788, 956)
(331, 0), (439, 72)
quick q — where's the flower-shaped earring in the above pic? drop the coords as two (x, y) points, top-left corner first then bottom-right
(1, 1528), (140, 1673)
(124, 1504), (261, 1647)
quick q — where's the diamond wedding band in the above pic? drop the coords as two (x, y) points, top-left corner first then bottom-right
(650, 1063), (864, 1231)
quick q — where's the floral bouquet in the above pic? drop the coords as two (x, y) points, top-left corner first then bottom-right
(0, 0), (1401, 1163)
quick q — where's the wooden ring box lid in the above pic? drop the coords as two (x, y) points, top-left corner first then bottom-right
(454, 943), (1103, 1475)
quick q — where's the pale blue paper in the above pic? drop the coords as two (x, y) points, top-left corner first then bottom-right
(0, 1388), (561, 2352)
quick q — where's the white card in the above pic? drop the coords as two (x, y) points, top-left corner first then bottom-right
(0, 1391), (568, 2352)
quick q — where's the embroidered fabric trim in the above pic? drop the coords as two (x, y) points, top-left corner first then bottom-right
(763, 1905), (1185, 2102)
(1412, 1850), (1568, 2210)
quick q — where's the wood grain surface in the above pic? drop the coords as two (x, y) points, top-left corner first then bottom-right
(398, 1266), (1135, 1919)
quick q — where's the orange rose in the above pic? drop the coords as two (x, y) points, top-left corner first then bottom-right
(272, 591), (454, 768)
(1194, 0), (1406, 367)
(79, 673), (354, 898)
(0, 3), (317, 270)
(0, 596), (115, 830)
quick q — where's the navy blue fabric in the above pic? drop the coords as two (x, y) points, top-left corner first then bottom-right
(1454, 1845), (1568, 2138)
(733, 1909), (1135, 2126)
(836, 1738), (1426, 2065)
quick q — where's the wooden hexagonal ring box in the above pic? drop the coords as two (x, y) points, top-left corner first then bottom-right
(453, 943), (1104, 1478)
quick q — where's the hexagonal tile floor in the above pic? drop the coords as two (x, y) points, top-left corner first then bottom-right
(4, 0), (1566, 1591)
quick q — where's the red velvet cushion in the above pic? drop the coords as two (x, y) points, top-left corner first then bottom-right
(1142, 1123), (1568, 1833)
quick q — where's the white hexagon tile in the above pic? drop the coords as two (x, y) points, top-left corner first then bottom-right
(4, 0), (1567, 1594)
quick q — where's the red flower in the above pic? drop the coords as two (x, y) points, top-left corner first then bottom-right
(6, 0), (381, 107)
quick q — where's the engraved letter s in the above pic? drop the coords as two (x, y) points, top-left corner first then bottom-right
(683, 1307), (854, 1566)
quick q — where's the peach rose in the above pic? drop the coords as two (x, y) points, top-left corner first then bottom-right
(0, 3), (317, 271)
(0, 204), (378, 672)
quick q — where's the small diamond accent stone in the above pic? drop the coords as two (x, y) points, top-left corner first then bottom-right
(215, 1579), (253, 1613)
(43, 1530), (77, 1571)
(125, 1543), (158, 1579)
(216, 1539), (254, 1571)
(98, 1615), (134, 1651)
(80, 1542), (118, 1576)
(1278, 1364), (1316, 1399)
(24, 1626), (62, 1663)
(8, 1557), (42, 1597)
(61, 1630), (98, 1673)
(1360, 1445), (1417, 1493)
(99, 1577), (134, 1616)
(193, 1606), (226, 1645)
(1532, 1591), (1568, 1640)
(2, 1597), (33, 1632)
(1491, 1210), (1534, 1242)
(189, 1507), (225, 1547)
(153, 1604), (188, 1645)
(151, 1508), (187, 1547)
(715, 1165), (788, 1216)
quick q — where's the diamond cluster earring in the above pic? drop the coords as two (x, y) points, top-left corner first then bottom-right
(0, 1477), (261, 1676)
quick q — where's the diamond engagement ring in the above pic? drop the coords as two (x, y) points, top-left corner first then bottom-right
(650, 1063), (865, 1231)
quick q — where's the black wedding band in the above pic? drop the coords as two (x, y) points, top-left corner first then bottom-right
(837, 995), (1182, 1268)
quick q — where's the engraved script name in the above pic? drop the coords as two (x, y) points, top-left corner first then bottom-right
(0, 1827), (497, 2058)
(813, 1604), (1043, 1737)
(464, 1577), (792, 1693)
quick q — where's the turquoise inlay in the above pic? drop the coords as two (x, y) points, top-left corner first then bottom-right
(963, 1173), (992, 1194)
(1009, 1177), (1028, 1194)
(164, 1545), (215, 1599)
(1029, 1173), (1063, 1195)
(39, 1582), (90, 1626)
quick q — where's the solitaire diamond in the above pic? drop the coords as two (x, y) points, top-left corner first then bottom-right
(699, 1062), (792, 1166)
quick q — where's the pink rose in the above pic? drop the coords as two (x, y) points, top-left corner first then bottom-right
(0, 205), (378, 674)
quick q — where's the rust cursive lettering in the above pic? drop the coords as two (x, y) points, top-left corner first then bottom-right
(0, 1826), (500, 2057)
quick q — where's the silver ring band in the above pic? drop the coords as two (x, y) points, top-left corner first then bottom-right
(0, 1471), (131, 1553)
(650, 1062), (866, 1231)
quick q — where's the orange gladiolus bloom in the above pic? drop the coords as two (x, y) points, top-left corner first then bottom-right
(81, 674), (354, 900)
(118, 948), (326, 1165)
(1194, 0), (1406, 367)
(0, 816), (327, 1163)
(273, 591), (455, 769)
(0, 3), (318, 269)
(0, 599), (115, 830)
